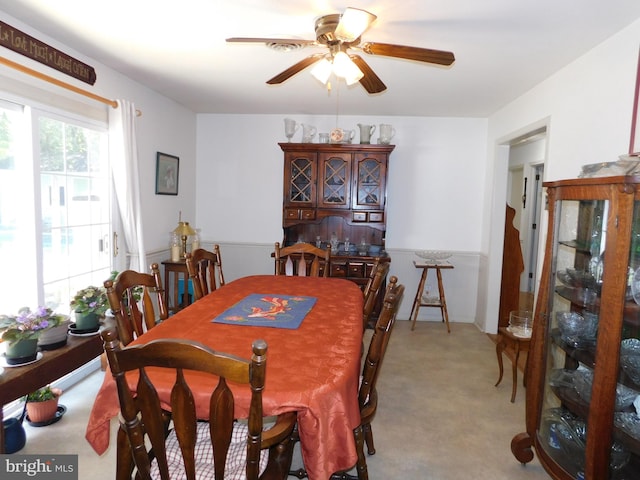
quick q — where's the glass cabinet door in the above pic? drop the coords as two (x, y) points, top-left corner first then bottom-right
(318, 153), (351, 209)
(353, 153), (386, 210)
(285, 153), (316, 207)
(539, 197), (640, 479)
(616, 200), (640, 478)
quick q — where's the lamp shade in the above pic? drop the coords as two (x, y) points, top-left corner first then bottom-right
(173, 221), (196, 236)
(333, 52), (364, 85)
(311, 58), (333, 84)
(334, 8), (377, 42)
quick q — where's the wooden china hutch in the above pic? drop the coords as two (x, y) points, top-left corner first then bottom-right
(511, 175), (640, 479)
(279, 142), (393, 320)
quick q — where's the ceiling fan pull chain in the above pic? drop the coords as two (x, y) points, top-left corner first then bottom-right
(335, 81), (340, 127)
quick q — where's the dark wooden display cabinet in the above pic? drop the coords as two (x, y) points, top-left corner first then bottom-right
(511, 176), (640, 479)
(280, 143), (394, 322)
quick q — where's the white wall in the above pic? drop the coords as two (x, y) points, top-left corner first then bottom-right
(480, 18), (640, 333)
(196, 114), (487, 323)
(0, 11), (198, 260)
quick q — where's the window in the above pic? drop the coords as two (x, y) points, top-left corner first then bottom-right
(0, 99), (112, 314)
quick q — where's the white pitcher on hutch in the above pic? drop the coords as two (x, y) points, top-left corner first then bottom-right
(357, 124), (376, 144)
(301, 124), (317, 143)
(378, 124), (395, 144)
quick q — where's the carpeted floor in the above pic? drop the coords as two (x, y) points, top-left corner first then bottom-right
(17, 320), (550, 479)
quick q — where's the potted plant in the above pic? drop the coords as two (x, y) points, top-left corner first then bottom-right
(70, 285), (108, 331)
(25, 386), (62, 424)
(37, 314), (71, 350)
(0, 307), (66, 365)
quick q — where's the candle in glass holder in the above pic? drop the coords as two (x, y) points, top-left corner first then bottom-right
(191, 229), (200, 251)
(170, 233), (181, 261)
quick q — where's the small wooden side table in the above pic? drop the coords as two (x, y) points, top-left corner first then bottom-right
(161, 258), (191, 314)
(410, 260), (453, 332)
(494, 326), (531, 402)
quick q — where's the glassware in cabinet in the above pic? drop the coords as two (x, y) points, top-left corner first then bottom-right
(512, 177), (640, 480)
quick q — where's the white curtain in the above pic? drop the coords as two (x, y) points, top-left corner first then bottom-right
(109, 100), (147, 272)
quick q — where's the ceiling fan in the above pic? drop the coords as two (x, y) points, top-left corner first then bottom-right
(226, 7), (455, 94)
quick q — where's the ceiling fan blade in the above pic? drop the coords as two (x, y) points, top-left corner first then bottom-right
(267, 54), (325, 85)
(226, 37), (316, 46)
(361, 42), (455, 66)
(350, 55), (386, 94)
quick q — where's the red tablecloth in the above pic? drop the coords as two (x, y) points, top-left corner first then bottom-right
(86, 275), (363, 480)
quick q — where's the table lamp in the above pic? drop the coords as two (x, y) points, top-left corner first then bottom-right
(173, 221), (196, 258)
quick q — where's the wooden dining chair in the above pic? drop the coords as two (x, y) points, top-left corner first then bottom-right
(103, 263), (168, 346)
(290, 277), (404, 480)
(361, 259), (390, 332)
(362, 258), (381, 303)
(273, 242), (331, 277)
(101, 328), (297, 480)
(342, 276), (405, 480)
(185, 245), (226, 301)
(359, 276), (404, 459)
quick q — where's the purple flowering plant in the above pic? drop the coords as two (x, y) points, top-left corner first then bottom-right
(0, 306), (65, 343)
(70, 285), (108, 316)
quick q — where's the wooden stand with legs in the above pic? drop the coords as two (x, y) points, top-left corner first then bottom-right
(410, 260), (453, 332)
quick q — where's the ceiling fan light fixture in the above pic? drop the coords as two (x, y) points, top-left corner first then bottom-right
(333, 51), (364, 85)
(334, 7), (377, 42)
(311, 58), (333, 84)
(335, 7), (378, 42)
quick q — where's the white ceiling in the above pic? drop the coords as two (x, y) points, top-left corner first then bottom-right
(1, 0), (639, 117)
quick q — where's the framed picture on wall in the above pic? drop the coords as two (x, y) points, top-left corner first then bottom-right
(630, 47), (640, 156)
(155, 152), (179, 195)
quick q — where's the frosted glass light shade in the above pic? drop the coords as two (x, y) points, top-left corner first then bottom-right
(332, 52), (363, 85)
(334, 8), (377, 42)
(311, 58), (333, 84)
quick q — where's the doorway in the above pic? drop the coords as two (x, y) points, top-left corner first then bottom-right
(506, 127), (547, 310)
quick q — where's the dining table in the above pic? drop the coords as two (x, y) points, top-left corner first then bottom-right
(85, 274), (364, 480)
